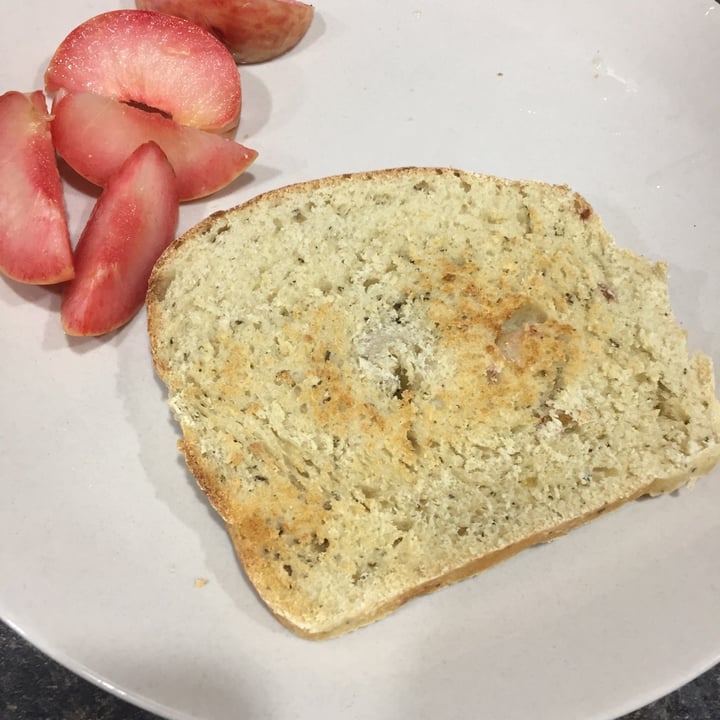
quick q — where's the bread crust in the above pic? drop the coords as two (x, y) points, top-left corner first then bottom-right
(147, 167), (720, 639)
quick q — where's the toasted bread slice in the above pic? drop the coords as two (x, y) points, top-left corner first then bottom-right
(147, 168), (720, 638)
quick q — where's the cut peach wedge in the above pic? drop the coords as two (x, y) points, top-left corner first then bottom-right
(135, 0), (314, 64)
(61, 142), (179, 337)
(45, 10), (242, 133)
(51, 91), (258, 202)
(0, 90), (74, 285)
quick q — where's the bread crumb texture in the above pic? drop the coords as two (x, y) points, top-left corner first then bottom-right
(147, 168), (720, 638)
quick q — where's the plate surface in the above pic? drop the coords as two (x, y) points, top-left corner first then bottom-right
(1, 1), (719, 719)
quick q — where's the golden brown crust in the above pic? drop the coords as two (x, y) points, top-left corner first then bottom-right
(226, 482), (646, 640)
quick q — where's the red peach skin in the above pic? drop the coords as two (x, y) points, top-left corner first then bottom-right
(61, 142), (179, 336)
(0, 90), (74, 285)
(45, 10), (242, 133)
(51, 92), (258, 201)
(135, 0), (314, 64)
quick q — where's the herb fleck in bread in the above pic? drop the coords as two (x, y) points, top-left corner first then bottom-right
(147, 167), (720, 639)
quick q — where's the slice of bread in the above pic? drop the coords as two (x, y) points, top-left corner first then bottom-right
(147, 167), (720, 639)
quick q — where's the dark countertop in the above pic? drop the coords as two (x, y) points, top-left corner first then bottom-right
(1, 618), (719, 720)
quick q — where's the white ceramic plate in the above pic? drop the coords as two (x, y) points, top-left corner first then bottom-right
(1, 1), (719, 718)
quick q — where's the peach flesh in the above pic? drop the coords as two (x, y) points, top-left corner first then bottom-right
(45, 10), (242, 133)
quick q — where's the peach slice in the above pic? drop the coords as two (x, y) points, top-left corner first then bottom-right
(61, 142), (179, 336)
(135, 0), (314, 64)
(45, 10), (242, 133)
(0, 90), (74, 285)
(51, 91), (258, 202)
